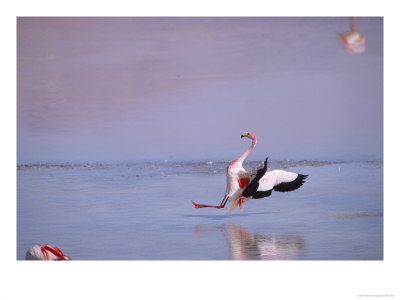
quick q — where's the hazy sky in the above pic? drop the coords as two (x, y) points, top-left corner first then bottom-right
(17, 17), (383, 163)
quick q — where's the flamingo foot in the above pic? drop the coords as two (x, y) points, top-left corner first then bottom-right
(191, 201), (205, 208)
(191, 200), (221, 209)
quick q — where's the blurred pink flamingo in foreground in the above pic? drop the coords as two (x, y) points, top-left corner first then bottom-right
(191, 131), (308, 213)
(26, 244), (71, 260)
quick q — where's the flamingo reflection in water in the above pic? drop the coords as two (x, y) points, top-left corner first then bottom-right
(226, 222), (304, 260)
(193, 222), (304, 260)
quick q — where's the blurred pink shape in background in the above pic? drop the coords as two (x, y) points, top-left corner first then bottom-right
(339, 17), (366, 53)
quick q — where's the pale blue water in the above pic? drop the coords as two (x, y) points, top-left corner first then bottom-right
(17, 160), (383, 260)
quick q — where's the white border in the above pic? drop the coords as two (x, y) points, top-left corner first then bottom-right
(3, 1), (399, 300)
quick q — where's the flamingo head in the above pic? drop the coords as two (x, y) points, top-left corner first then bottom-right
(241, 131), (256, 140)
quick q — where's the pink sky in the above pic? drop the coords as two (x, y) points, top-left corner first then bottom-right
(17, 17), (383, 163)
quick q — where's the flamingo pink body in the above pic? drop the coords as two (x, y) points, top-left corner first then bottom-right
(192, 131), (259, 212)
(26, 244), (71, 260)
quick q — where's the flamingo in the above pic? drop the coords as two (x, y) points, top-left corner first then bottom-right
(191, 131), (308, 213)
(339, 17), (366, 53)
(25, 244), (71, 260)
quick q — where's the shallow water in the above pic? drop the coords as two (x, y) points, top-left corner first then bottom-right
(17, 160), (383, 260)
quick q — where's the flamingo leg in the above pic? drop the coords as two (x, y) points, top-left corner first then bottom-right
(192, 195), (229, 209)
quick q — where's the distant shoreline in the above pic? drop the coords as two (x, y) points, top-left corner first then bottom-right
(17, 159), (383, 170)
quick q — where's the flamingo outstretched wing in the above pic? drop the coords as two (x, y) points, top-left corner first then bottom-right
(228, 165), (308, 212)
(250, 170), (308, 199)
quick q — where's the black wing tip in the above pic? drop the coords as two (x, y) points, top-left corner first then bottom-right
(297, 174), (308, 186)
(273, 173), (308, 192)
(255, 157), (269, 177)
(260, 156), (268, 169)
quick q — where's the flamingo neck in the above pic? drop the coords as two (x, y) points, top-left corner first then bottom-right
(233, 137), (257, 165)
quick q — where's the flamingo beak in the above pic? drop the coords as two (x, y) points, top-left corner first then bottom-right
(241, 132), (248, 138)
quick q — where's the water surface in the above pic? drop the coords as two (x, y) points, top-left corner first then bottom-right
(17, 160), (383, 260)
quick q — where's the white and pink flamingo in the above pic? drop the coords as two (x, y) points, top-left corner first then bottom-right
(191, 131), (308, 213)
(26, 244), (71, 260)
